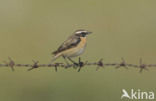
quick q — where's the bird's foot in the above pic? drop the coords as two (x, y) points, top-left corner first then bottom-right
(73, 63), (79, 67)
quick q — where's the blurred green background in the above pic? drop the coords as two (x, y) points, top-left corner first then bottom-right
(0, 0), (156, 101)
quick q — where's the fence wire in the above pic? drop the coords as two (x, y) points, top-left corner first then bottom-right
(0, 57), (153, 72)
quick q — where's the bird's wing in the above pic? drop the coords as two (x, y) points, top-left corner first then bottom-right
(52, 35), (81, 55)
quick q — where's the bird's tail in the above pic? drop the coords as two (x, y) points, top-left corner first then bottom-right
(51, 53), (62, 64)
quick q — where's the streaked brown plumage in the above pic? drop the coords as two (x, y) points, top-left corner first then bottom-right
(52, 34), (81, 55)
(51, 29), (92, 64)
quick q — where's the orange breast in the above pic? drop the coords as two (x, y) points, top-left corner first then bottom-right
(78, 37), (86, 48)
(59, 37), (87, 57)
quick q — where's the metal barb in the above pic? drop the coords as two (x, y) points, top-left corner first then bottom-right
(27, 60), (39, 71)
(3, 57), (15, 71)
(116, 58), (128, 69)
(54, 63), (60, 72)
(139, 58), (148, 73)
(96, 59), (104, 71)
(77, 57), (84, 72)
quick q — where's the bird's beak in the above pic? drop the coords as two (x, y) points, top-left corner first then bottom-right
(87, 31), (92, 35)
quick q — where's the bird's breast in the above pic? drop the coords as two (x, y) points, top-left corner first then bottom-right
(78, 37), (87, 48)
(67, 37), (86, 57)
(61, 37), (87, 57)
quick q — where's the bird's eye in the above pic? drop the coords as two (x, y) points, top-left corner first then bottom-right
(81, 32), (86, 34)
(81, 32), (87, 37)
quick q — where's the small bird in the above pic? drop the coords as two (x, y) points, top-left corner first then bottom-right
(51, 29), (92, 65)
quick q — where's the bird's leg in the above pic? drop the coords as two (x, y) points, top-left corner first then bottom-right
(67, 57), (79, 66)
(62, 56), (70, 68)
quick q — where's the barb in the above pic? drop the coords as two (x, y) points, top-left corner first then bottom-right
(96, 59), (104, 71)
(3, 57), (15, 71)
(0, 57), (155, 72)
(139, 58), (148, 73)
(115, 58), (128, 69)
(27, 60), (39, 71)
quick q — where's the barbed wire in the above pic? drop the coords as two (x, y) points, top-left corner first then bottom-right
(0, 57), (154, 72)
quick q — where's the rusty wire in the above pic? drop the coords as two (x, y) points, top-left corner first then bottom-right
(0, 57), (154, 72)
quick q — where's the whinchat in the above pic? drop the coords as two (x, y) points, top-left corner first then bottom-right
(51, 29), (92, 65)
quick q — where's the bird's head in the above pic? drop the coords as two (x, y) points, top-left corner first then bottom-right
(74, 29), (92, 37)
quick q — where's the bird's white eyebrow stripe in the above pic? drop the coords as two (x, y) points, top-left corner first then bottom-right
(76, 31), (87, 33)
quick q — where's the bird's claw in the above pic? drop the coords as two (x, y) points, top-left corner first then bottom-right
(73, 63), (79, 67)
